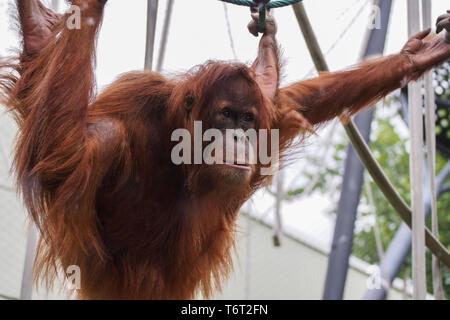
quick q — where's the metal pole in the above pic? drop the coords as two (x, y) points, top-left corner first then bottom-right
(145, 0), (159, 70)
(323, 119), (372, 300)
(244, 208), (252, 299)
(320, 0), (392, 300)
(363, 161), (450, 299)
(291, 0), (392, 300)
(407, 0), (426, 300)
(292, 0), (450, 299)
(365, 173), (384, 261)
(273, 171), (284, 246)
(156, 0), (174, 72)
(292, 3), (328, 71)
(422, 0), (444, 300)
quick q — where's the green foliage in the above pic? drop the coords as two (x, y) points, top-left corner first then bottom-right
(356, 116), (450, 298)
(287, 64), (450, 298)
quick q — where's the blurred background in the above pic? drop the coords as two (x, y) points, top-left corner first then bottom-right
(0, 0), (449, 300)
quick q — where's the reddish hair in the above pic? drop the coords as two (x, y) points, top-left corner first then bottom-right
(168, 61), (277, 131)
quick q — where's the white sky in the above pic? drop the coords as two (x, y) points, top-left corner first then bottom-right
(1, 0), (449, 248)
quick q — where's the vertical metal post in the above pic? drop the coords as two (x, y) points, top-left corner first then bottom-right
(244, 209), (252, 300)
(407, 0), (426, 300)
(145, 0), (159, 70)
(363, 162), (450, 299)
(365, 174), (384, 261)
(318, 0), (392, 300)
(156, 0), (174, 72)
(422, 0), (444, 300)
(273, 171), (284, 246)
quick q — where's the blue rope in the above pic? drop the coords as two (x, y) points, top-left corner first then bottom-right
(220, 0), (256, 6)
(219, 0), (303, 33)
(267, 0), (303, 9)
(220, 0), (302, 8)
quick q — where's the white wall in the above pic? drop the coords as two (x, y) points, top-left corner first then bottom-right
(217, 214), (409, 300)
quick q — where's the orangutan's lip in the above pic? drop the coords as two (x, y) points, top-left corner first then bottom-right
(223, 162), (251, 171)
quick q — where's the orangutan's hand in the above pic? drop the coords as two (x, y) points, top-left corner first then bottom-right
(247, 9), (277, 37)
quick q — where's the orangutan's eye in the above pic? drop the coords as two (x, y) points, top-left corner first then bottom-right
(244, 113), (255, 122)
(222, 108), (232, 118)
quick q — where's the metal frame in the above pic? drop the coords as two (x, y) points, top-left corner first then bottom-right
(322, 0), (392, 300)
(145, 0), (159, 70)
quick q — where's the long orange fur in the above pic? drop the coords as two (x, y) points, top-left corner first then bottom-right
(0, 0), (436, 299)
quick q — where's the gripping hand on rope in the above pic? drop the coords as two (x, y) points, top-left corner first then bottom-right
(249, 9), (280, 101)
(248, 7), (277, 37)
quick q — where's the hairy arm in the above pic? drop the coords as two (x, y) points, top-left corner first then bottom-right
(249, 10), (280, 100)
(11, 0), (129, 257)
(15, 0), (105, 183)
(279, 53), (413, 124)
(279, 19), (450, 126)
